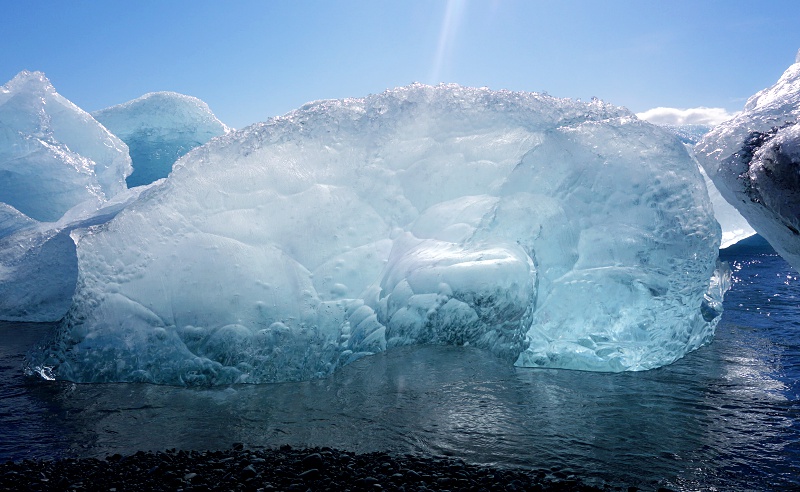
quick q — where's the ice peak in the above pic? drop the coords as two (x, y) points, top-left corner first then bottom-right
(3, 70), (55, 94)
(0, 69), (132, 222)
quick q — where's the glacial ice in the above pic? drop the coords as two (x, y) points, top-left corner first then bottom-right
(0, 71), (131, 222)
(696, 53), (800, 270)
(30, 84), (725, 385)
(93, 92), (230, 188)
(0, 186), (152, 322)
(0, 71), (137, 322)
(659, 124), (756, 248)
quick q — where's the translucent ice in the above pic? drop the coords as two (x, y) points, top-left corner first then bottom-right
(0, 185), (152, 322)
(0, 71), (131, 222)
(0, 71), (134, 322)
(93, 92), (230, 188)
(30, 84), (724, 385)
(658, 124), (756, 248)
(696, 53), (800, 270)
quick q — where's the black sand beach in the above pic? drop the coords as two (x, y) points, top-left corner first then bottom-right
(0, 445), (646, 491)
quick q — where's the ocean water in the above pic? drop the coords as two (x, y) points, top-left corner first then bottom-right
(0, 234), (798, 490)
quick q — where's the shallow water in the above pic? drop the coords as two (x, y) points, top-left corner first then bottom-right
(1, 235), (798, 490)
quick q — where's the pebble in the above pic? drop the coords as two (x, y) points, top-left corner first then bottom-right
(240, 464), (258, 479)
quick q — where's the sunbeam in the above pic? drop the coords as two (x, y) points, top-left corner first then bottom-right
(430, 0), (466, 84)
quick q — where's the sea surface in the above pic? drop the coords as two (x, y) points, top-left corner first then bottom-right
(1, 234), (798, 491)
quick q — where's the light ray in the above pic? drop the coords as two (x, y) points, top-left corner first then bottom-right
(430, 0), (466, 84)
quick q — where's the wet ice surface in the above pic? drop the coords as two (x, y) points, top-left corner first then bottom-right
(34, 84), (723, 383)
(1, 236), (799, 491)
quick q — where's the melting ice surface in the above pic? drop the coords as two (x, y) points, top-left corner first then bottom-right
(0, 71), (130, 222)
(658, 124), (756, 248)
(697, 52), (800, 270)
(30, 84), (726, 385)
(0, 72), (228, 323)
(0, 71), (134, 322)
(93, 92), (230, 188)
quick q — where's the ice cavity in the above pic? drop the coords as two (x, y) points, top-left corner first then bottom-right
(0, 71), (136, 322)
(30, 84), (724, 385)
(93, 92), (230, 188)
(696, 54), (800, 270)
(0, 71), (131, 222)
(657, 124), (756, 248)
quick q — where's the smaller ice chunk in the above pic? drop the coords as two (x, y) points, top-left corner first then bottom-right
(0, 227), (77, 321)
(93, 92), (230, 187)
(0, 71), (131, 222)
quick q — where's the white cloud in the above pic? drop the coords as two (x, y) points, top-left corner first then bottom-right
(636, 107), (738, 126)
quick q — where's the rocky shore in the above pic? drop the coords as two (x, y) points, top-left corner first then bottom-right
(0, 445), (660, 491)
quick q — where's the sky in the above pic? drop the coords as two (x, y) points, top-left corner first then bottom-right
(2, 0), (800, 129)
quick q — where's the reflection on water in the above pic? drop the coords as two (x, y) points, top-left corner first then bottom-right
(1, 235), (798, 491)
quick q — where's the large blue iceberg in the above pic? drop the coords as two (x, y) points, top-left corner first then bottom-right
(696, 52), (800, 271)
(93, 92), (230, 188)
(29, 84), (726, 385)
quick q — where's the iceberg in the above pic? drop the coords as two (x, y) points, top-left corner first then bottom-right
(0, 71), (135, 322)
(29, 84), (724, 385)
(696, 51), (800, 270)
(93, 92), (230, 188)
(0, 71), (131, 222)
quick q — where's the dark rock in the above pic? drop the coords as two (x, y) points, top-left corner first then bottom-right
(241, 464), (258, 479)
(302, 452), (324, 470)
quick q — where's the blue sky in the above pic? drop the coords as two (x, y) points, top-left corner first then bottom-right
(2, 0), (800, 129)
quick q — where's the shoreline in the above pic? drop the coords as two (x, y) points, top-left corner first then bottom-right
(0, 445), (647, 491)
